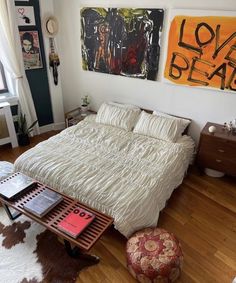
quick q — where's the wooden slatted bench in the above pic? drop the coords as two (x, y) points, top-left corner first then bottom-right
(0, 178), (114, 263)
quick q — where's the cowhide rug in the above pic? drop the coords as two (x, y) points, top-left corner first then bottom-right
(0, 207), (97, 283)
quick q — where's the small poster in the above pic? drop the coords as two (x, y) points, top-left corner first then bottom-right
(15, 6), (35, 26)
(20, 31), (43, 70)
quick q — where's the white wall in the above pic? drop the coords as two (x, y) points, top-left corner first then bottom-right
(54, 0), (236, 142)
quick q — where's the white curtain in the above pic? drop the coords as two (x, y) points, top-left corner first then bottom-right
(0, 0), (39, 135)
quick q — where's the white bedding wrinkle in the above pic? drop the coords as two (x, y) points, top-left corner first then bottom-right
(14, 116), (195, 237)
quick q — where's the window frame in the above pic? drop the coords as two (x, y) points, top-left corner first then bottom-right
(0, 62), (8, 94)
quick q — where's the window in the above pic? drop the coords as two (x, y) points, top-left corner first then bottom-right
(0, 62), (8, 93)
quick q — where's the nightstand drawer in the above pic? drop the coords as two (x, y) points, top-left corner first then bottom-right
(198, 153), (236, 175)
(199, 138), (236, 159)
(197, 122), (236, 176)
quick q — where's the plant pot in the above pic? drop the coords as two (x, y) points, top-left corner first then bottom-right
(18, 134), (30, 146)
(81, 105), (89, 116)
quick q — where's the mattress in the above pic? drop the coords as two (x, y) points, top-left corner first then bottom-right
(14, 115), (195, 237)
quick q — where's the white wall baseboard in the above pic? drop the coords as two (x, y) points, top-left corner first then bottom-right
(39, 122), (65, 134)
(53, 122), (66, 131)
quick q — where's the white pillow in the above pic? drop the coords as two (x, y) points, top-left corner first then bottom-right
(96, 102), (141, 131)
(153, 110), (190, 136)
(133, 111), (184, 142)
(108, 102), (140, 110)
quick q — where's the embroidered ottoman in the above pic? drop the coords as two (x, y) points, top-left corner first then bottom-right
(126, 228), (183, 283)
(0, 161), (14, 181)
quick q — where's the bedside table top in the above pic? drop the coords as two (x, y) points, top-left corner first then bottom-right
(202, 122), (236, 142)
(65, 108), (96, 128)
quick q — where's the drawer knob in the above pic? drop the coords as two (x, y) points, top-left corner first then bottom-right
(217, 149), (225, 153)
(216, 159), (222, 163)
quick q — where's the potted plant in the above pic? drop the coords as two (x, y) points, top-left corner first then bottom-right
(18, 113), (38, 146)
(81, 95), (90, 114)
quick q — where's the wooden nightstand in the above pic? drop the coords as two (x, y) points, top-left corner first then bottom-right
(65, 107), (96, 128)
(196, 122), (236, 176)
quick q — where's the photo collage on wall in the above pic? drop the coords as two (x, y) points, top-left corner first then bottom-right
(15, 2), (43, 70)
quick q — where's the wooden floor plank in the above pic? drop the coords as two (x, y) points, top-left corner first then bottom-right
(1, 132), (236, 283)
(181, 243), (220, 283)
(185, 173), (236, 213)
(178, 271), (196, 283)
(100, 230), (128, 268)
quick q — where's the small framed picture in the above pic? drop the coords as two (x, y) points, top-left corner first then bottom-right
(20, 31), (43, 70)
(15, 6), (35, 26)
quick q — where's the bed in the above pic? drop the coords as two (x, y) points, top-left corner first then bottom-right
(14, 104), (195, 238)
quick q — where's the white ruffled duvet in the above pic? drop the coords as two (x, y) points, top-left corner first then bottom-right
(14, 115), (194, 237)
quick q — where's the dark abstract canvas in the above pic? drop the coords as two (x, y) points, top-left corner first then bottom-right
(81, 8), (164, 80)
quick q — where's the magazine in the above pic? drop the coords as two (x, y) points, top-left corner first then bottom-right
(23, 188), (63, 217)
(58, 207), (95, 238)
(0, 172), (35, 200)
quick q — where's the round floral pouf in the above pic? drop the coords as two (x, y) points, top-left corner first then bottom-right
(126, 228), (183, 283)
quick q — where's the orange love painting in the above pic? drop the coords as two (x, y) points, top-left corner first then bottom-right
(164, 12), (236, 92)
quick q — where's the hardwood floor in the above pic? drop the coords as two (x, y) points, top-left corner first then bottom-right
(0, 132), (235, 283)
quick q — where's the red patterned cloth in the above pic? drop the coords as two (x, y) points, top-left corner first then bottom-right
(126, 228), (183, 283)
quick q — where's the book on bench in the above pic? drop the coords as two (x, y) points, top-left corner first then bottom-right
(0, 172), (35, 200)
(58, 207), (95, 238)
(23, 188), (63, 217)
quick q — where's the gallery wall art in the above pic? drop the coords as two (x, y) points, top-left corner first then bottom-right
(20, 31), (43, 70)
(164, 10), (236, 92)
(81, 8), (164, 80)
(15, 6), (35, 26)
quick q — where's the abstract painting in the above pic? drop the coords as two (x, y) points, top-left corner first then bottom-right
(164, 10), (236, 92)
(81, 8), (164, 80)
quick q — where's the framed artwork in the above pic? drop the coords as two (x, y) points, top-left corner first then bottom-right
(81, 8), (164, 81)
(15, 6), (35, 26)
(20, 31), (43, 70)
(164, 9), (236, 92)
